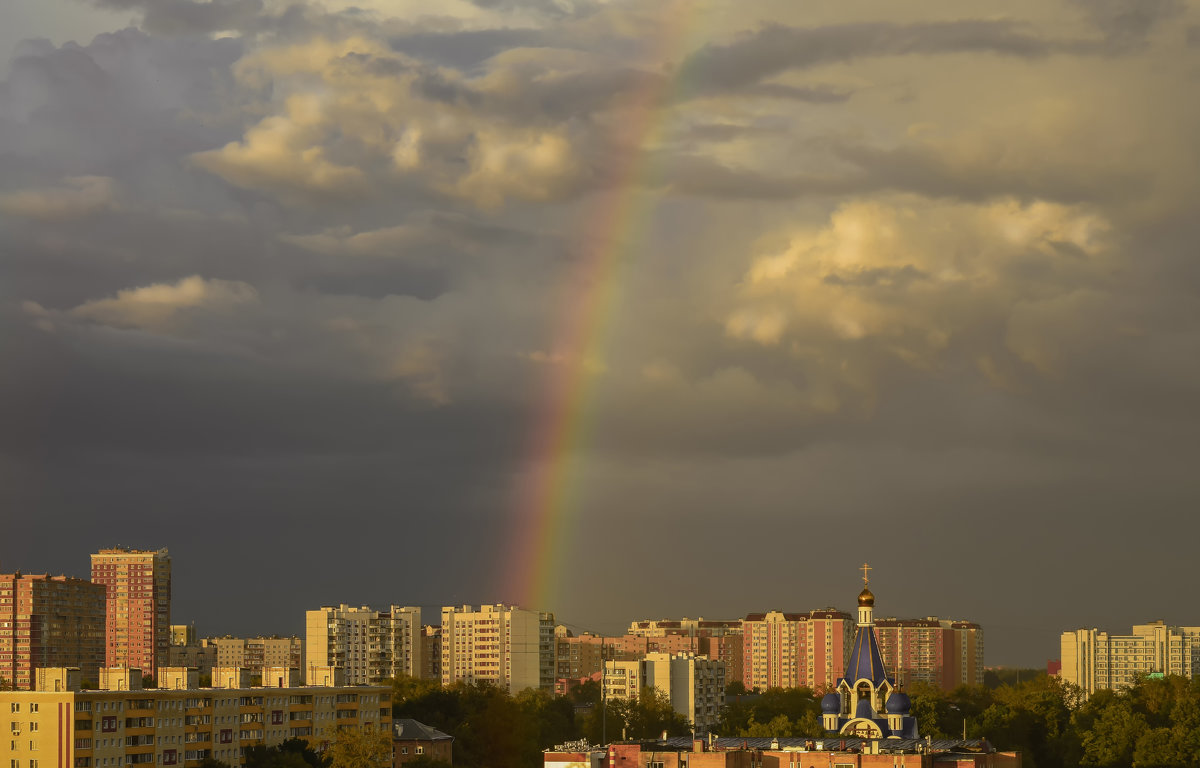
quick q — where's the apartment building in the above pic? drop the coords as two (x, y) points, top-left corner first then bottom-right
(1060, 621), (1200, 696)
(741, 610), (853, 692)
(0, 666), (390, 768)
(206, 638), (304, 681)
(90, 549), (171, 676)
(305, 606), (420, 685)
(0, 573), (106, 690)
(876, 618), (985, 690)
(602, 653), (725, 734)
(440, 605), (555, 693)
(626, 619), (742, 638)
(419, 627), (441, 681)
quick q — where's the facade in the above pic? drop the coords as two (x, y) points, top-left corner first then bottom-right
(392, 718), (452, 767)
(626, 619), (742, 638)
(205, 638), (304, 681)
(167, 644), (216, 677)
(0, 666), (390, 768)
(876, 618), (985, 690)
(90, 548), (172, 676)
(419, 626), (441, 681)
(439, 605), (555, 693)
(305, 605), (420, 685)
(741, 610), (853, 692)
(0, 573), (106, 690)
(170, 626), (196, 647)
(1060, 621), (1200, 696)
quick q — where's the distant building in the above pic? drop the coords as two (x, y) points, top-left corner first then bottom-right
(305, 605), (421, 685)
(440, 604), (555, 693)
(1060, 621), (1200, 696)
(0, 572), (106, 689)
(167, 642), (216, 675)
(90, 547), (172, 676)
(419, 625), (442, 680)
(205, 636), (304, 681)
(393, 719), (453, 767)
(741, 609), (854, 691)
(0, 666), (390, 768)
(876, 617), (985, 690)
(170, 624), (197, 647)
(626, 619), (742, 638)
(602, 652), (725, 734)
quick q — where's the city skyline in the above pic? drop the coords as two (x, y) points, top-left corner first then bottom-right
(3, 0), (1199, 671)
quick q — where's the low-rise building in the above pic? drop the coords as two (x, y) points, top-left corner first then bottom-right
(0, 666), (391, 768)
(393, 719), (452, 766)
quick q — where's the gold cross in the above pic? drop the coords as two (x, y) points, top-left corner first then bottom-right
(861, 562), (872, 585)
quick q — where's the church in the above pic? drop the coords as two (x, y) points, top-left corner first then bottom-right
(820, 565), (920, 739)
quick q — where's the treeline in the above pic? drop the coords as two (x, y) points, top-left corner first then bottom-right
(390, 677), (688, 768)
(389, 674), (1200, 768)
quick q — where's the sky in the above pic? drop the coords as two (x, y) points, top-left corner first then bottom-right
(1, 0), (1199, 668)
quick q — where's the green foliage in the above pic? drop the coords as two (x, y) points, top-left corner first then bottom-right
(984, 668), (1047, 689)
(568, 679), (601, 707)
(391, 677), (589, 768)
(585, 687), (691, 742)
(327, 727), (392, 768)
(715, 687), (822, 738)
(244, 738), (329, 768)
(197, 759), (232, 768)
(404, 757), (452, 768)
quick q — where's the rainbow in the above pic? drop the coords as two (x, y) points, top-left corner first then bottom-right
(507, 0), (705, 612)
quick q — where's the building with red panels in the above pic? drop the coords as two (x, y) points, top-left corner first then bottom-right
(698, 634), (743, 686)
(90, 547), (171, 676)
(546, 738), (1019, 768)
(0, 572), (105, 689)
(741, 610), (852, 692)
(876, 618), (985, 690)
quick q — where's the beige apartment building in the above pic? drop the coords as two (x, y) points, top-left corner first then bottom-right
(206, 638), (304, 681)
(1061, 621), (1200, 696)
(305, 605), (420, 685)
(90, 549), (172, 676)
(603, 653), (725, 734)
(440, 605), (555, 693)
(0, 573), (106, 690)
(0, 666), (389, 768)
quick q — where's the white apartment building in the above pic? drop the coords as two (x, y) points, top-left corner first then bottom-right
(305, 605), (421, 685)
(603, 653), (725, 734)
(439, 605), (555, 693)
(1060, 621), (1200, 696)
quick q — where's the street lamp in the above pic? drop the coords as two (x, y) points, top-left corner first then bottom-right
(948, 704), (967, 740)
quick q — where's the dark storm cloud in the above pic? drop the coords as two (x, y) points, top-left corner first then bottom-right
(1070, 0), (1184, 48)
(676, 19), (1103, 96)
(79, 0), (265, 35)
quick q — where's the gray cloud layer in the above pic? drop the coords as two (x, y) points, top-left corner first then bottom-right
(2, 0), (1199, 664)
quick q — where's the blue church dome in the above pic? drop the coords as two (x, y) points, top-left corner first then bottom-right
(885, 692), (911, 714)
(821, 692), (841, 714)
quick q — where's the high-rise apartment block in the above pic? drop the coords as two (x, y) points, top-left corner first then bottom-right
(0, 572), (106, 689)
(603, 652), (725, 734)
(305, 605), (420, 685)
(0, 666), (390, 768)
(90, 548), (171, 675)
(876, 618), (985, 690)
(742, 610), (854, 691)
(1060, 621), (1200, 696)
(170, 625), (196, 647)
(440, 604), (555, 693)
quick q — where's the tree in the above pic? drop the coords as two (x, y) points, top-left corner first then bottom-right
(327, 728), (392, 768)
(244, 739), (329, 768)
